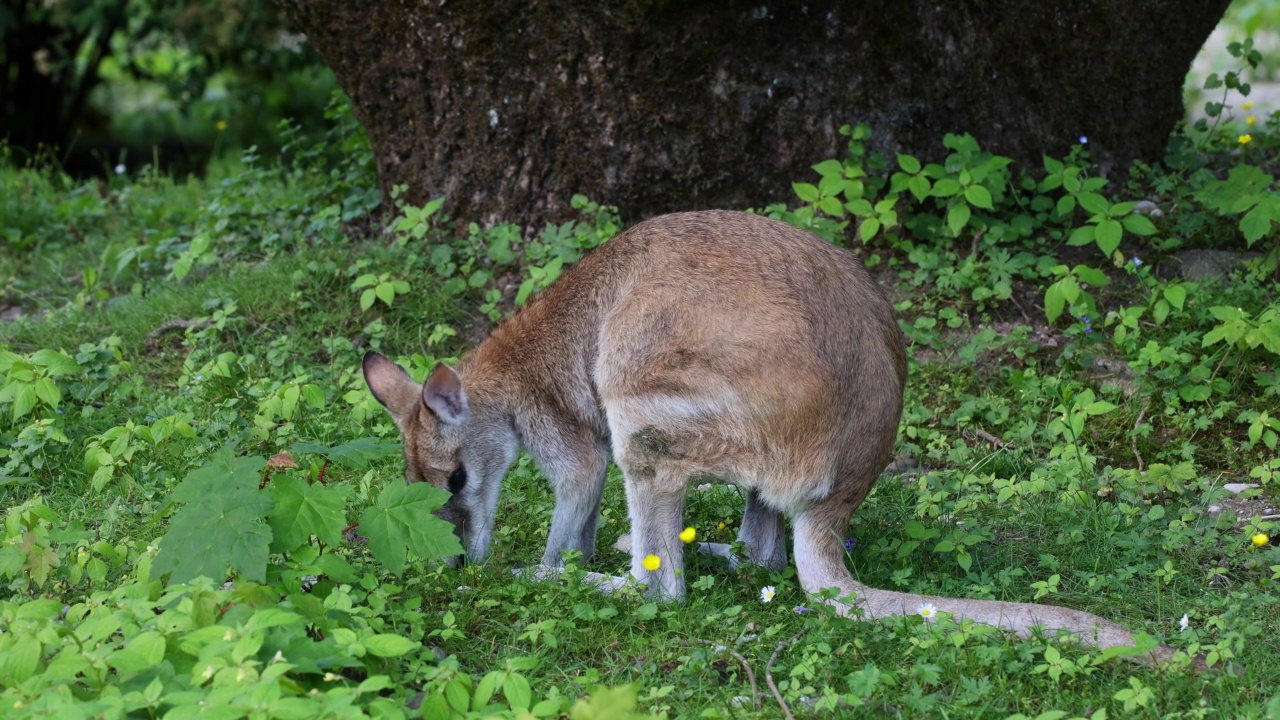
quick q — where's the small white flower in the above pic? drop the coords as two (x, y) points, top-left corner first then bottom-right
(488, 109), (499, 128)
(114, 164), (126, 175)
(270, 650), (285, 664)
(760, 585), (776, 603)
(917, 602), (937, 620)
(1179, 614), (1190, 632)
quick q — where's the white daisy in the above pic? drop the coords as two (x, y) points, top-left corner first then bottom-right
(917, 602), (938, 620)
(1179, 614), (1190, 632)
(760, 585), (776, 603)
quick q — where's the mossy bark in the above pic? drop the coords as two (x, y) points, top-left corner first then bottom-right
(279, 0), (1230, 229)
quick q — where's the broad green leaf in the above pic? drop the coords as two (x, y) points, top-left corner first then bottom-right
(811, 159), (843, 177)
(1055, 195), (1076, 217)
(360, 288), (376, 311)
(1073, 266), (1111, 286)
(268, 475), (350, 552)
(154, 448), (272, 583)
(1067, 225), (1094, 246)
(314, 553), (360, 583)
(1164, 285), (1187, 310)
(2, 637), (40, 684)
(947, 204), (971, 236)
(107, 631), (166, 676)
(818, 195), (844, 218)
(792, 182), (819, 203)
(1084, 401), (1118, 415)
(291, 437), (403, 470)
(964, 185), (994, 210)
(11, 384), (36, 420)
(897, 154), (922, 174)
(931, 178), (961, 198)
(1076, 192), (1110, 216)
(359, 482), (463, 574)
(1095, 219), (1123, 255)
(1122, 213), (1158, 236)
(1239, 197), (1280, 246)
(859, 218), (881, 242)
(504, 673), (533, 711)
(30, 349), (80, 376)
(364, 634), (419, 658)
(375, 283), (396, 307)
(32, 371), (59, 407)
(907, 175), (930, 202)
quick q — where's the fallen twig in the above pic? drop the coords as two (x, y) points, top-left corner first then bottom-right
(1132, 405), (1147, 473)
(764, 632), (805, 720)
(695, 640), (759, 711)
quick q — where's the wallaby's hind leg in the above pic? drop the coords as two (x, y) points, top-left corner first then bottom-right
(622, 468), (687, 599)
(734, 489), (787, 570)
(792, 483), (870, 600)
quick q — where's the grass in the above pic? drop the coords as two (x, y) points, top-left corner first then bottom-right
(2, 103), (1280, 718)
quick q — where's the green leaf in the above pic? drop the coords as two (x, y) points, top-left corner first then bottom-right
(154, 448), (273, 583)
(1095, 219), (1123, 255)
(375, 283), (396, 307)
(859, 218), (881, 242)
(811, 159), (843, 178)
(291, 437), (403, 470)
(107, 631), (166, 676)
(32, 377), (59, 409)
(504, 673), (533, 711)
(1084, 401), (1118, 416)
(964, 185), (994, 210)
(1055, 195), (1076, 217)
(363, 633), (420, 658)
(818, 195), (844, 218)
(947, 204), (971, 236)
(360, 289), (376, 311)
(931, 178), (961, 198)
(1239, 197), (1280, 246)
(897, 154), (922, 174)
(359, 482), (464, 574)
(1121, 213), (1158, 236)
(30, 349), (80, 376)
(1073, 266), (1111, 287)
(792, 182), (820, 203)
(1076, 192), (1110, 216)
(1067, 225), (1094, 246)
(1164, 285), (1187, 310)
(268, 475), (350, 552)
(11, 384), (36, 421)
(907, 176), (930, 202)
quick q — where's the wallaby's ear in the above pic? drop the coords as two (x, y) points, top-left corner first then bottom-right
(424, 363), (469, 425)
(362, 352), (421, 421)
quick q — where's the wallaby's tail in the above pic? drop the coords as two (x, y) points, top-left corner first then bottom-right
(792, 508), (1179, 665)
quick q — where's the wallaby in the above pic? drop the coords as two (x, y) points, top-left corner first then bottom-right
(364, 210), (1171, 662)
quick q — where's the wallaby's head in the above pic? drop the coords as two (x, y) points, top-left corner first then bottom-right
(361, 352), (517, 563)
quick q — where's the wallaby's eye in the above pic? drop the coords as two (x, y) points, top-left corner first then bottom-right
(447, 465), (467, 494)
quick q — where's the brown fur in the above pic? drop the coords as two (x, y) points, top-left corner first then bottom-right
(364, 210), (1173, 664)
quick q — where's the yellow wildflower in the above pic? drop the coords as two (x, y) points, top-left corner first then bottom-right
(716, 521), (726, 531)
(1242, 100), (1254, 110)
(1253, 533), (1270, 547)
(1246, 115), (1256, 126)
(642, 554), (661, 571)
(679, 527), (697, 543)
(216, 120), (229, 132)
(1238, 134), (1253, 145)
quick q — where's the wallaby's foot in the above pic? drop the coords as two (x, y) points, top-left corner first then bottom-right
(512, 565), (632, 595)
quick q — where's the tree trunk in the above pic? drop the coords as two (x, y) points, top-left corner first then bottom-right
(278, 0), (1230, 230)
